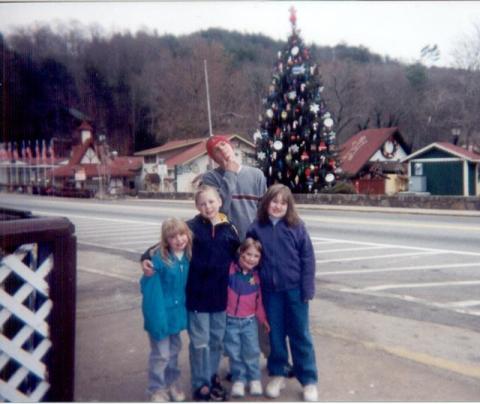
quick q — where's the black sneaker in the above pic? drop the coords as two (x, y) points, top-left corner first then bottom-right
(193, 384), (210, 402)
(210, 374), (227, 401)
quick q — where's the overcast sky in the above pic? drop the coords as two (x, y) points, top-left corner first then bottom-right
(1, 1), (479, 67)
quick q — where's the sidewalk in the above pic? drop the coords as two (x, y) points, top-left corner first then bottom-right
(74, 250), (480, 401)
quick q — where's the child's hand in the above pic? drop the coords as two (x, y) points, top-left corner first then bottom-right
(142, 259), (154, 277)
(263, 322), (271, 333)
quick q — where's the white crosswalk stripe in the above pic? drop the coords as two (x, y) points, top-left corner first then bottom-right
(70, 216), (480, 318)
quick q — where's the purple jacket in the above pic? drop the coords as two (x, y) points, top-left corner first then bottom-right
(226, 262), (267, 325)
(246, 218), (316, 300)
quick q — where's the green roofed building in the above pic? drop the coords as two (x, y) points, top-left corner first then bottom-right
(402, 142), (480, 196)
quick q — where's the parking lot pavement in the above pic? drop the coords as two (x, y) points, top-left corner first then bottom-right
(74, 249), (480, 401)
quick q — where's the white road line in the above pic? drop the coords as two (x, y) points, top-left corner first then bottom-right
(78, 240), (142, 254)
(79, 232), (157, 240)
(311, 240), (339, 245)
(76, 229), (154, 238)
(113, 240), (156, 247)
(364, 280), (480, 291)
(311, 236), (480, 257)
(336, 287), (480, 317)
(442, 300), (480, 308)
(317, 246), (388, 254)
(306, 215), (480, 232)
(316, 250), (440, 264)
(78, 265), (138, 283)
(315, 262), (480, 276)
(28, 210), (162, 226)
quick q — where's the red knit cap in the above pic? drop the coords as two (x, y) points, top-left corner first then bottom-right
(206, 135), (233, 160)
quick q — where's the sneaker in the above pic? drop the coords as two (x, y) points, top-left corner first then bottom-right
(249, 380), (263, 396)
(210, 374), (227, 401)
(265, 376), (285, 398)
(151, 389), (170, 402)
(231, 381), (245, 398)
(303, 384), (318, 402)
(193, 384), (210, 402)
(169, 384), (186, 402)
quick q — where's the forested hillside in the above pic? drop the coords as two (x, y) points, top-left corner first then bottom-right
(1, 22), (479, 155)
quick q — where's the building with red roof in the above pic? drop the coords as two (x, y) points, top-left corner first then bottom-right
(339, 127), (410, 194)
(134, 134), (256, 192)
(402, 142), (480, 196)
(50, 122), (143, 196)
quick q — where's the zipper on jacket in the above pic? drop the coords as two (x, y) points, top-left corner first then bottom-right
(234, 293), (241, 316)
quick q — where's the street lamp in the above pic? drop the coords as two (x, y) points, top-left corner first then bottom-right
(451, 128), (461, 146)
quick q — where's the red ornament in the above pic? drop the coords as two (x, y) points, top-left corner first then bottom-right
(301, 151), (309, 161)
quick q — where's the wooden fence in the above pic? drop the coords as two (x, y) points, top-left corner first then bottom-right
(0, 208), (76, 401)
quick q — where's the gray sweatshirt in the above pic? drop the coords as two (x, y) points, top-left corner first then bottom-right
(201, 165), (267, 240)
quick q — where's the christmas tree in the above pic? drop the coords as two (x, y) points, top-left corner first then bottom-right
(253, 7), (341, 193)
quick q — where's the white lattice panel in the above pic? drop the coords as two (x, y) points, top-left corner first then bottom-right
(0, 243), (53, 402)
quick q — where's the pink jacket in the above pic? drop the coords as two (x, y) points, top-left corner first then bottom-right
(226, 261), (267, 325)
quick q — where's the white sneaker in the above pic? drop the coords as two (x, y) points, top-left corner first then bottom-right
(169, 384), (186, 402)
(231, 381), (245, 397)
(303, 384), (318, 402)
(249, 380), (263, 396)
(265, 376), (285, 398)
(151, 389), (169, 402)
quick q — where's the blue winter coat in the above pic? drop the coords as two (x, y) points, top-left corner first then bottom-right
(186, 213), (240, 312)
(246, 218), (316, 300)
(140, 251), (189, 340)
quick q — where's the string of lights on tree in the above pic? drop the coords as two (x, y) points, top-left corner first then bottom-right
(253, 7), (342, 193)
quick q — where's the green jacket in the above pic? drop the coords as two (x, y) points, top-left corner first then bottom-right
(140, 250), (189, 340)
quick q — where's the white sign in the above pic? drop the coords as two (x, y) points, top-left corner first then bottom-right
(158, 164), (168, 177)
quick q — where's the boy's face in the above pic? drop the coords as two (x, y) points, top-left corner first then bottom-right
(211, 141), (235, 167)
(196, 190), (222, 221)
(239, 246), (261, 272)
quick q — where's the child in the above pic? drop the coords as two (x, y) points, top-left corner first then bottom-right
(224, 238), (270, 398)
(140, 218), (193, 402)
(246, 184), (319, 402)
(186, 184), (240, 401)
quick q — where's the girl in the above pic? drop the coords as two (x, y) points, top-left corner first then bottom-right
(140, 218), (193, 402)
(224, 238), (270, 398)
(246, 184), (319, 402)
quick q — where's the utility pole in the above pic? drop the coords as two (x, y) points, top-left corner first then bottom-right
(204, 59), (213, 137)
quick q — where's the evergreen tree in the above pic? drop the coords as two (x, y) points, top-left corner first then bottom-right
(253, 7), (341, 193)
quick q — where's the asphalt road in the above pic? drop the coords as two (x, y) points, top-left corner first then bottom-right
(3, 193), (480, 329)
(2, 192), (480, 400)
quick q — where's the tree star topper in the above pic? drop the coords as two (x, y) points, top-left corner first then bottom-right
(289, 6), (297, 27)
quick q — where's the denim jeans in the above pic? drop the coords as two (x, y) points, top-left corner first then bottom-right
(147, 333), (182, 394)
(263, 288), (318, 385)
(224, 315), (261, 383)
(187, 311), (227, 390)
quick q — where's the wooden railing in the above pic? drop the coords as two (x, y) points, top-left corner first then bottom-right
(0, 208), (76, 402)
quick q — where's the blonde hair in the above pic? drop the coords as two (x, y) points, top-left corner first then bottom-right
(159, 218), (193, 264)
(194, 184), (221, 205)
(238, 237), (262, 256)
(257, 184), (300, 226)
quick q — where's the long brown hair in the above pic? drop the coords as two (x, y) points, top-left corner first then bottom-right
(159, 218), (193, 264)
(257, 184), (301, 226)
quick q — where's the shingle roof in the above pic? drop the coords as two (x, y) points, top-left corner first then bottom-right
(51, 156), (143, 178)
(339, 127), (401, 176)
(136, 134), (254, 168)
(403, 142), (480, 162)
(134, 138), (206, 156)
(51, 137), (143, 178)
